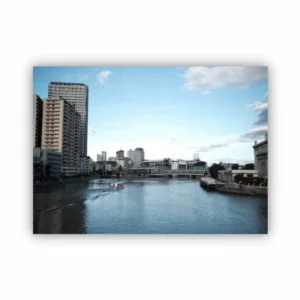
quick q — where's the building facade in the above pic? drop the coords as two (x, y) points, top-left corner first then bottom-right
(116, 150), (124, 159)
(33, 147), (62, 179)
(135, 147), (145, 161)
(41, 97), (81, 176)
(80, 156), (91, 175)
(253, 135), (268, 178)
(48, 81), (88, 156)
(127, 149), (142, 167)
(97, 154), (103, 162)
(218, 169), (258, 183)
(101, 151), (107, 162)
(33, 94), (43, 148)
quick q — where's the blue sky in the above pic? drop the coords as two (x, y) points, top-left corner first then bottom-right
(33, 66), (268, 164)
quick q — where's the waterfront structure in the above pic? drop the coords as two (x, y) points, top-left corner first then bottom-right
(171, 160), (207, 171)
(135, 147), (145, 161)
(48, 81), (88, 156)
(218, 169), (258, 183)
(142, 159), (171, 170)
(253, 135), (268, 178)
(116, 150), (124, 159)
(127, 149), (142, 167)
(33, 147), (62, 178)
(41, 97), (81, 176)
(33, 94), (43, 148)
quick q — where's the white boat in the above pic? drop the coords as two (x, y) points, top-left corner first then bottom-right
(110, 182), (124, 189)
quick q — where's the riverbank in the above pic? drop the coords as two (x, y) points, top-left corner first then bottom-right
(215, 183), (268, 196)
(34, 175), (101, 186)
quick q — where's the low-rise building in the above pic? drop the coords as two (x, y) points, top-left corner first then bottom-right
(142, 159), (171, 170)
(171, 160), (207, 171)
(33, 147), (62, 178)
(218, 169), (258, 183)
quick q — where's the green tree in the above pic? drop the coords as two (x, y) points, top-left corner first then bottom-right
(208, 163), (225, 179)
(242, 163), (255, 170)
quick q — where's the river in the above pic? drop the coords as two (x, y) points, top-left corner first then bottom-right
(33, 178), (268, 234)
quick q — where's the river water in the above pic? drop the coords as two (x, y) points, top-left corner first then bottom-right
(33, 178), (268, 234)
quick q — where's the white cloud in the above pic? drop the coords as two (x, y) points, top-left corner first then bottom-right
(88, 126), (99, 134)
(97, 70), (112, 84)
(239, 126), (268, 141)
(246, 101), (268, 110)
(184, 66), (267, 90)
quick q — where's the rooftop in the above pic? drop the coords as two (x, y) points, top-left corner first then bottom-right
(49, 81), (88, 87)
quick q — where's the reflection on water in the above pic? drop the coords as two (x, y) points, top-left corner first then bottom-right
(33, 178), (268, 234)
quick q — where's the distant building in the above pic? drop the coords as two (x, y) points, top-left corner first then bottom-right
(253, 135), (268, 178)
(33, 94), (43, 148)
(116, 159), (126, 168)
(218, 169), (258, 183)
(135, 147), (145, 161)
(127, 149), (142, 167)
(80, 156), (91, 175)
(108, 157), (117, 162)
(89, 159), (95, 175)
(142, 159), (171, 170)
(41, 97), (81, 177)
(101, 151), (107, 162)
(48, 81), (88, 156)
(171, 160), (207, 171)
(189, 160), (207, 171)
(97, 154), (103, 162)
(116, 150), (124, 159)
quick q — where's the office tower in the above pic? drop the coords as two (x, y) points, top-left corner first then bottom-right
(127, 149), (142, 167)
(41, 97), (81, 176)
(101, 151), (107, 162)
(135, 147), (145, 161)
(48, 81), (88, 156)
(33, 94), (43, 148)
(97, 154), (103, 162)
(116, 150), (124, 159)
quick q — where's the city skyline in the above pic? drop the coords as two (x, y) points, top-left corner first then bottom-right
(33, 66), (268, 164)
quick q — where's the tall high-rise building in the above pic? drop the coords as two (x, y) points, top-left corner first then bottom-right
(48, 81), (88, 156)
(135, 147), (145, 161)
(97, 154), (103, 162)
(127, 149), (142, 167)
(41, 97), (81, 175)
(101, 151), (107, 162)
(33, 94), (43, 148)
(116, 150), (124, 159)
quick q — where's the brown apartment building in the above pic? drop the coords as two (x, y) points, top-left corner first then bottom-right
(41, 97), (81, 176)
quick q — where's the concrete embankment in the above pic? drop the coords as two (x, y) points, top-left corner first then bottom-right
(34, 176), (100, 187)
(215, 184), (267, 196)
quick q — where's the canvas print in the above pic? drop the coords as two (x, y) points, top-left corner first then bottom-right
(33, 66), (268, 234)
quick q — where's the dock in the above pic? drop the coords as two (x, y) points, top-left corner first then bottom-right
(200, 177), (225, 190)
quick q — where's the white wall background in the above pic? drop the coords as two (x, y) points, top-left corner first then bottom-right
(1, 1), (299, 300)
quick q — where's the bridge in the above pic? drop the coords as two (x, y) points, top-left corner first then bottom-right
(119, 168), (207, 178)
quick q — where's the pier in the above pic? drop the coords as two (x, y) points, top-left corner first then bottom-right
(200, 177), (225, 190)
